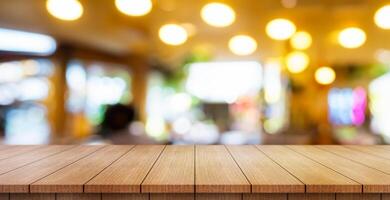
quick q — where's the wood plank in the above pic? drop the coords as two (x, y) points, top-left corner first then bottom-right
(382, 194), (390, 200)
(31, 145), (133, 193)
(227, 145), (304, 193)
(0, 145), (73, 175)
(0, 194), (8, 200)
(243, 194), (287, 200)
(346, 146), (390, 160)
(86, 145), (164, 193)
(196, 145), (250, 193)
(10, 194), (55, 200)
(288, 194), (335, 200)
(142, 145), (194, 193)
(56, 194), (101, 200)
(288, 146), (390, 193)
(102, 194), (149, 200)
(336, 194), (380, 200)
(318, 146), (390, 175)
(256, 146), (360, 193)
(151, 194), (194, 200)
(196, 194), (241, 200)
(0, 146), (41, 161)
(0, 145), (103, 193)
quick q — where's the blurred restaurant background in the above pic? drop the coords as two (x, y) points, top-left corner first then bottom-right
(0, 0), (390, 145)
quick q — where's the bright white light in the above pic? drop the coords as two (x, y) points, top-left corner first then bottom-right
(374, 5), (390, 30)
(290, 31), (312, 50)
(315, 66), (336, 85)
(115, 0), (152, 17)
(285, 51), (309, 73)
(159, 24), (188, 46)
(172, 118), (192, 135)
(0, 62), (24, 83)
(264, 59), (282, 104)
(46, 0), (83, 21)
(228, 35), (258, 56)
(266, 18), (296, 40)
(338, 27), (366, 49)
(186, 61), (262, 103)
(0, 28), (56, 55)
(201, 3), (236, 27)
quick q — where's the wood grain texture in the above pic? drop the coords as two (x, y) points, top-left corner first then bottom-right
(196, 146), (250, 193)
(257, 146), (360, 193)
(151, 194), (194, 200)
(86, 145), (164, 193)
(382, 194), (390, 200)
(0, 145), (103, 193)
(318, 146), (390, 175)
(102, 194), (149, 200)
(243, 194), (287, 200)
(335, 194), (380, 200)
(346, 146), (390, 160)
(56, 194), (101, 200)
(10, 194), (55, 200)
(142, 145), (194, 193)
(289, 146), (390, 193)
(0, 146), (41, 161)
(0, 145), (73, 175)
(227, 145), (304, 193)
(0, 194), (8, 200)
(288, 194), (335, 200)
(31, 146), (133, 193)
(196, 194), (241, 200)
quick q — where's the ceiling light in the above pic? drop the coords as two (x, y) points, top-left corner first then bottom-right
(266, 18), (296, 40)
(315, 66), (336, 85)
(290, 31), (312, 50)
(115, 0), (153, 17)
(228, 35), (258, 56)
(338, 27), (366, 49)
(201, 3), (236, 27)
(46, 0), (83, 21)
(285, 51), (309, 73)
(374, 5), (390, 29)
(159, 24), (188, 46)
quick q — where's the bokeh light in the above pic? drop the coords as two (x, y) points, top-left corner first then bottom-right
(290, 31), (312, 50)
(374, 5), (390, 30)
(315, 66), (336, 85)
(338, 27), (366, 49)
(228, 35), (258, 56)
(159, 24), (188, 46)
(285, 51), (309, 73)
(266, 18), (296, 40)
(201, 3), (236, 27)
(115, 0), (152, 17)
(46, 0), (83, 21)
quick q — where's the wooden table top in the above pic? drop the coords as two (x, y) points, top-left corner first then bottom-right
(0, 145), (390, 194)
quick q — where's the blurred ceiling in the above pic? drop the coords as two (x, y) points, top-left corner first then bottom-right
(0, 0), (389, 67)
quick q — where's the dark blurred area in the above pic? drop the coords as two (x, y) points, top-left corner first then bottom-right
(0, 0), (390, 145)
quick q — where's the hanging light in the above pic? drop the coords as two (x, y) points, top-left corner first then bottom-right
(115, 0), (153, 17)
(46, 0), (83, 21)
(315, 66), (336, 85)
(159, 24), (188, 46)
(201, 3), (236, 27)
(285, 51), (309, 73)
(374, 5), (390, 29)
(228, 35), (258, 56)
(290, 31), (312, 50)
(266, 18), (296, 40)
(338, 27), (366, 49)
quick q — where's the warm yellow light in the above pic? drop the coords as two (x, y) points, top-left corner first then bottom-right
(315, 66), (336, 85)
(159, 24), (188, 46)
(228, 35), (257, 56)
(285, 51), (309, 73)
(338, 27), (366, 49)
(266, 18), (296, 40)
(290, 31), (312, 50)
(201, 3), (236, 27)
(375, 5), (390, 29)
(46, 0), (83, 21)
(115, 0), (152, 17)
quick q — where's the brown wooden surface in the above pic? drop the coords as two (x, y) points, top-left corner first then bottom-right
(1, 145), (390, 198)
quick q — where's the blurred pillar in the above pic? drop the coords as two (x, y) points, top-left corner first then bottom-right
(130, 57), (149, 122)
